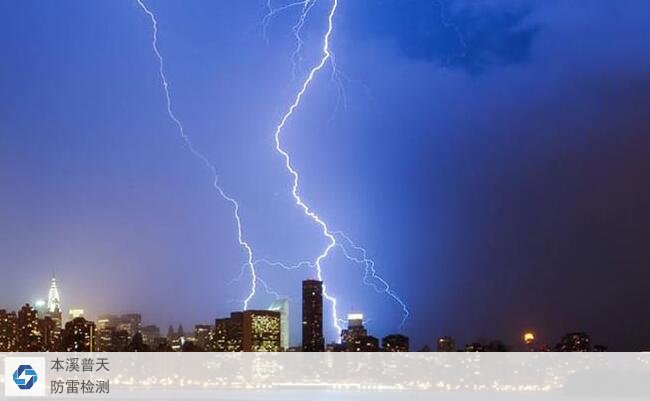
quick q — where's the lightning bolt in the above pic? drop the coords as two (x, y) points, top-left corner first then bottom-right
(136, 0), (258, 310)
(268, 0), (409, 337)
(270, 0), (342, 337)
(333, 231), (410, 328)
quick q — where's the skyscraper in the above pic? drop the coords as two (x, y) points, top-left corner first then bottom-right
(242, 310), (281, 352)
(268, 298), (289, 351)
(302, 280), (324, 352)
(47, 276), (61, 314)
(45, 276), (63, 329)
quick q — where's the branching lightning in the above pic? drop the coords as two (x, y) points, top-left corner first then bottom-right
(136, 0), (258, 310)
(267, 0), (410, 337)
(334, 231), (410, 328)
(271, 0), (342, 336)
(137, 0), (410, 337)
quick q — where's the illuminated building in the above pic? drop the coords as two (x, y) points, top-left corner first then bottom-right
(268, 298), (290, 351)
(341, 313), (367, 344)
(382, 334), (410, 352)
(214, 312), (243, 352)
(17, 304), (43, 351)
(194, 324), (212, 350)
(47, 276), (61, 314)
(437, 336), (456, 352)
(242, 310), (281, 352)
(43, 276), (63, 329)
(302, 280), (324, 352)
(341, 313), (379, 352)
(556, 332), (591, 352)
(0, 309), (17, 351)
(68, 309), (85, 320)
(61, 317), (95, 352)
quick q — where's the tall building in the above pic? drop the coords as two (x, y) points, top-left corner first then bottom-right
(213, 312), (243, 352)
(302, 280), (324, 352)
(382, 334), (410, 352)
(44, 276), (63, 330)
(17, 304), (43, 351)
(242, 310), (281, 352)
(268, 299), (289, 351)
(437, 336), (456, 352)
(47, 276), (61, 314)
(0, 309), (17, 352)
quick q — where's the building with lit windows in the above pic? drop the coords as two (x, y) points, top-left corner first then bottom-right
(0, 309), (17, 351)
(556, 332), (591, 352)
(341, 313), (367, 344)
(194, 324), (213, 350)
(61, 317), (95, 352)
(214, 312), (243, 352)
(341, 313), (379, 352)
(382, 334), (410, 352)
(17, 304), (43, 351)
(302, 280), (324, 351)
(242, 310), (281, 352)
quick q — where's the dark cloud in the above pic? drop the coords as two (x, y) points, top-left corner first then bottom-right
(347, 0), (539, 73)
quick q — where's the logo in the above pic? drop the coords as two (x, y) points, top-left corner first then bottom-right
(4, 357), (45, 397)
(13, 365), (38, 389)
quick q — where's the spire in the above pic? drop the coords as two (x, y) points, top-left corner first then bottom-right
(47, 276), (61, 313)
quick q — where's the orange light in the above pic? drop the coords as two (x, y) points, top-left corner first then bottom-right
(523, 332), (535, 344)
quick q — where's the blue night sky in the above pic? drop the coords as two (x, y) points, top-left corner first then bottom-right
(1, 0), (650, 350)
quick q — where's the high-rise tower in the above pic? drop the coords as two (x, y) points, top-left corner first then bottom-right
(302, 280), (324, 352)
(47, 276), (61, 314)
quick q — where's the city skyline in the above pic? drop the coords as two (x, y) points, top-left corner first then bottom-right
(0, 275), (620, 351)
(2, 0), (650, 352)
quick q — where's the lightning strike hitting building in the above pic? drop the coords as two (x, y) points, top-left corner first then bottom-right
(266, 0), (410, 337)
